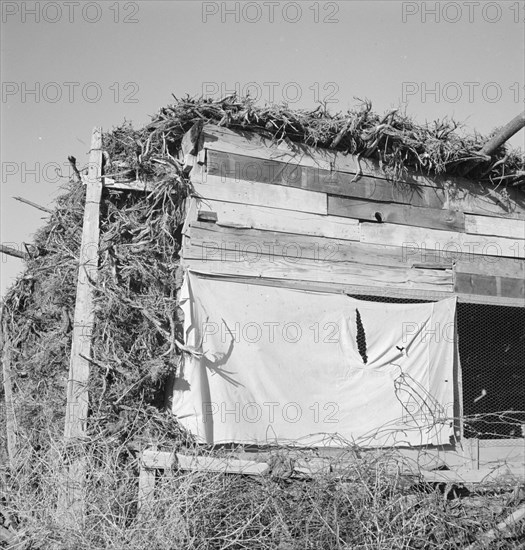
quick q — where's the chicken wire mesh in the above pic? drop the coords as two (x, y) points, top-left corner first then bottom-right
(350, 295), (525, 440)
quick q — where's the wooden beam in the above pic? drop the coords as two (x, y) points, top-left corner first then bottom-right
(191, 174), (327, 215)
(455, 272), (525, 300)
(202, 127), (525, 220)
(421, 465), (524, 483)
(185, 221), (449, 269)
(59, 127), (103, 526)
(0, 244), (27, 260)
(206, 149), (448, 210)
(194, 198), (359, 241)
(138, 452), (157, 519)
(182, 254), (453, 293)
(176, 454), (269, 475)
(480, 111), (525, 157)
(1, 307), (18, 470)
(360, 222), (525, 259)
(328, 195), (465, 232)
(202, 124), (331, 170)
(465, 213), (525, 239)
(185, 215), (525, 279)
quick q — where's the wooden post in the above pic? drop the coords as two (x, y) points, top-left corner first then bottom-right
(1, 306), (18, 470)
(58, 127), (103, 526)
(480, 111), (525, 157)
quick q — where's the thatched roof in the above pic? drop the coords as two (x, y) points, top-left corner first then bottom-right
(107, 95), (524, 188)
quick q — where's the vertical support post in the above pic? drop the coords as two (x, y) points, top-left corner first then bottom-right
(58, 127), (103, 526)
(137, 448), (158, 520)
(1, 306), (18, 470)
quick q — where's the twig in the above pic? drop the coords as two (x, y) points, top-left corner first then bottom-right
(13, 196), (52, 214)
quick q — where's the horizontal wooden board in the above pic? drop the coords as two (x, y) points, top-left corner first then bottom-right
(192, 197), (358, 239)
(177, 454), (269, 475)
(182, 255), (453, 293)
(328, 195), (465, 232)
(184, 213), (524, 280)
(465, 213), (525, 239)
(184, 270), (525, 306)
(360, 222), (525, 259)
(455, 272), (525, 300)
(201, 126), (525, 220)
(421, 466), (525, 483)
(191, 174), (327, 215)
(185, 221), (451, 270)
(202, 124), (331, 170)
(454, 256), (524, 279)
(206, 149), (448, 210)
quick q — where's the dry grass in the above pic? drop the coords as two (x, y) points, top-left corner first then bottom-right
(1, 439), (524, 549)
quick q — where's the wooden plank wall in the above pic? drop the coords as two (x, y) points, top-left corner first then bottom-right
(181, 124), (525, 306)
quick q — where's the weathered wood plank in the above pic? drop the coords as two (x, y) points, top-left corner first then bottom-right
(176, 454), (269, 475)
(202, 124), (331, 170)
(60, 128), (103, 528)
(65, 127), (102, 440)
(188, 222), (525, 279)
(194, 198), (359, 240)
(183, 255), (454, 293)
(477, 438), (525, 469)
(202, 126), (525, 219)
(465, 213), (525, 239)
(360, 222), (525, 259)
(421, 466), (524, 483)
(1, 308), (18, 470)
(192, 174), (327, 215)
(328, 195), (465, 232)
(454, 256), (524, 279)
(138, 466), (156, 517)
(455, 272), (525, 300)
(186, 221), (449, 269)
(187, 272), (454, 302)
(206, 149), (447, 210)
(142, 449), (175, 470)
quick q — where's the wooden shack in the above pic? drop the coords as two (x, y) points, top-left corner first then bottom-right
(171, 122), (525, 475)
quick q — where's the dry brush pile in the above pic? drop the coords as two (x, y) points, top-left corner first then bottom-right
(1, 96), (524, 549)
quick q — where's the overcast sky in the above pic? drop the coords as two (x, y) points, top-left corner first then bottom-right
(1, 0), (524, 296)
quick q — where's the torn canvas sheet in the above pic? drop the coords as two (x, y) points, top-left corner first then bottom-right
(173, 272), (457, 447)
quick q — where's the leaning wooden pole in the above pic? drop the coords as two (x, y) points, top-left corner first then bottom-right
(480, 111), (525, 157)
(58, 127), (102, 525)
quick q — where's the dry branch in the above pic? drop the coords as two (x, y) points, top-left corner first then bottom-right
(13, 196), (52, 214)
(0, 244), (27, 260)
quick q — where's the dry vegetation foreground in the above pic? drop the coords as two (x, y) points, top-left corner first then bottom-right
(1, 441), (524, 549)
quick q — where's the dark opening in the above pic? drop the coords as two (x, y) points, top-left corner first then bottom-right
(458, 303), (525, 439)
(355, 308), (368, 364)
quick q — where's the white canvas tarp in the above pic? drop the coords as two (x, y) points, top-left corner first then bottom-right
(173, 272), (458, 447)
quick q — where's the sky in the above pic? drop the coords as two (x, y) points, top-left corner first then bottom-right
(1, 0), (524, 296)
